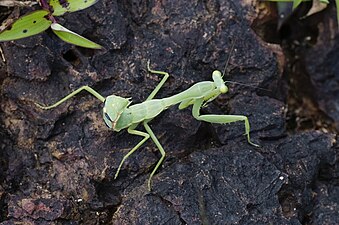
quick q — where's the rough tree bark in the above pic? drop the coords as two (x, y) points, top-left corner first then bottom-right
(0, 0), (337, 224)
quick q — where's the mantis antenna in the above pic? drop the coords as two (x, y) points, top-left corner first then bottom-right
(225, 81), (271, 92)
(222, 39), (237, 78)
(221, 39), (270, 92)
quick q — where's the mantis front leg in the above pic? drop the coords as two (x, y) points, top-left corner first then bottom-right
(192, 98), (260, 147)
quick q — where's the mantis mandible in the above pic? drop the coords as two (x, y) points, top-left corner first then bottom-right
(36, 61), (259, 190)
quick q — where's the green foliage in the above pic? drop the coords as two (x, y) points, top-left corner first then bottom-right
(51, 23), (101, 49)
(263, 0), (338, 28)
(0, 10), (51, 41)
(49, 0), (98, 16)
(0, 0), (101, 49)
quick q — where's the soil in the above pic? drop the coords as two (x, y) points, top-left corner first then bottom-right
(0, 0), (338, 224)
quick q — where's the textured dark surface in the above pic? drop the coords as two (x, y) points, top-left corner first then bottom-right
(303, 6), (339, 129)
(0, 0), (337, 224)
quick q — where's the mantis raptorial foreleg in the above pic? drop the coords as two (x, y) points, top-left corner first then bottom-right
(192, 98), (259, 147)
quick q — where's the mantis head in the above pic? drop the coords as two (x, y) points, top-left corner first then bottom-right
(103, 95), (131, 129)
(212, 70), (228, 94)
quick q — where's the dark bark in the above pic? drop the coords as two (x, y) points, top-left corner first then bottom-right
(0, 0), (337, 224)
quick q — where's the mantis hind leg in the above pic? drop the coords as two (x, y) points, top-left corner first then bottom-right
(114, 126), (150, 179)
(146, 60), (170, 100)
(35, 86), (105, 109)
(192, 98), (259, 147)
(143, 122), (166, 191)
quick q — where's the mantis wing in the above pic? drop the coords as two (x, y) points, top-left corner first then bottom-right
(0, 10), (52, 41)
(51, 23), (101, 49)
(49, 0), (99, 16)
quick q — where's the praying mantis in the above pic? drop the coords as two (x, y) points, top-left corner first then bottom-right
(35, 61), (259, 190)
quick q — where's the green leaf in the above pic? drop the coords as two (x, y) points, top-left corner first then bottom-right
(51, 23), (101, 49)
(0, 10), (52, 41)
(292, 0), (303, 9)
(49, 0), (99, 16)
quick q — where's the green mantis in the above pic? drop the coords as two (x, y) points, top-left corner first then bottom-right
(36, 62), (259, 190)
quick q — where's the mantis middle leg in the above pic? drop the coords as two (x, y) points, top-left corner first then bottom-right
(114, 125), (150, 180)
(146, 60), (169, 100)
(143, 121), (166, 191)
(116, 61), (168, 190)
(192, 98), (260, 147)
(115, 121), (166, 191)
